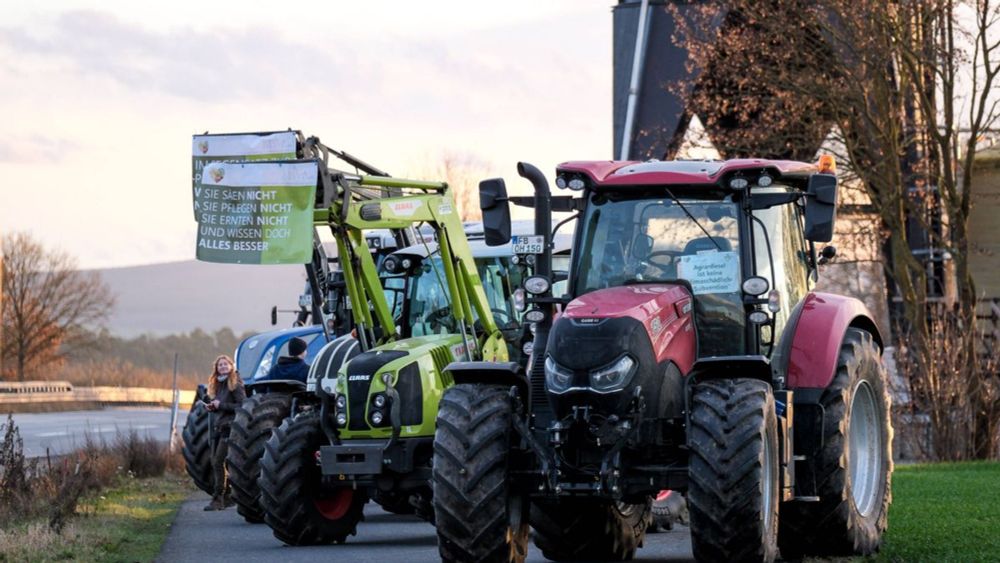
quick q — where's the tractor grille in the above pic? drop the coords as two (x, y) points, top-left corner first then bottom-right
(395, 362), (423, 426)
(345, 350), (407, 431)
(429, 346), (454, 387)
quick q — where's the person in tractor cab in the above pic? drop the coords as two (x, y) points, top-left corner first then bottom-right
(264, 336), (311, 382)
(204, 354), (246, 511)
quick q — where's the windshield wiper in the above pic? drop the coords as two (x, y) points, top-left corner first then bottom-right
(662, 187), (722, 251)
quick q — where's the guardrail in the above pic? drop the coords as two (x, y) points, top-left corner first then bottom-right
(0, 381), (195, 407)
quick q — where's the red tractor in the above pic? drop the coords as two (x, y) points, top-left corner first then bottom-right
(433, 158), (892, 562)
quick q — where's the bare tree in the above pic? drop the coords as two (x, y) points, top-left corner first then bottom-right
(1, 232), (115, 382)
(674, 0), (1000, 458)
(411, 152), (493, 222)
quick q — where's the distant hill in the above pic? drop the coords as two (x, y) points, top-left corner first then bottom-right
(90, 260), (307, 336)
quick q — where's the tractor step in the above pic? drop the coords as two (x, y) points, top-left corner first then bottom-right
(792, 455), (807, 461)
(792, 495), (820, 502)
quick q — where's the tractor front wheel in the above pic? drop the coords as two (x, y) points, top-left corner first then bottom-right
(226, 392), (292, 523)
(688, 378), (780, 563)
(778, 328), (892, 558)
(433, 384), (527, 563)
(258, 411), (367, 545)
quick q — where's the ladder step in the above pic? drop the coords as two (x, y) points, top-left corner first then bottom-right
(793, 496), (820, 502)
(792, 455), (807, 461)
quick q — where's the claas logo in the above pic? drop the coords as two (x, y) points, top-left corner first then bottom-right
(210, 166), (225, 183)
(198, 140), (209, 154)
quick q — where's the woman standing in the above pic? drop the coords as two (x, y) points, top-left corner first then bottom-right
(204, 354), (246, 511)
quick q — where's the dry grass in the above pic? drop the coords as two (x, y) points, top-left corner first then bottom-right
(0, 414), (183, 533)
(0, 475), (192, 562)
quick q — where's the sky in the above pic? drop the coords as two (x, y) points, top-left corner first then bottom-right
(0, 1), (615, 269)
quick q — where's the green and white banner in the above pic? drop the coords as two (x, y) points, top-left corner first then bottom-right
(195, 160), (317, 264)
(192, 131), (298, 220)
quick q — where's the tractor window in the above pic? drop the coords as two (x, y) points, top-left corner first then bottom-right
(572, 195), (745, 356)
(752, 190), (812, 348)
(476, 258), (519, 328)
(407, 257), (453, 336)
(405, 254), (521, 337)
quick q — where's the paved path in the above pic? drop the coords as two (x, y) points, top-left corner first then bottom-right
(158, 491), (695, 563)
(7, 407), (181, 457)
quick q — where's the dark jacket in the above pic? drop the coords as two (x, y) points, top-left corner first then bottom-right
(211, 378), (246, 433)
(265, 356), (310, 383)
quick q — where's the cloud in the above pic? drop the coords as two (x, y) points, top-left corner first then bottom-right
(0, 135), (79, 163)
(0, 10), (368, 103)
(0, 8), (606, 123)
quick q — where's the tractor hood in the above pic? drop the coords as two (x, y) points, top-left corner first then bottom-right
(561, 284), (695, 367)
(545, 283), (696, 421)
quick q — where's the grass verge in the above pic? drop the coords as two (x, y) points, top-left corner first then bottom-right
(873, 461), (1000, 562)
(0, 474), (193, 562)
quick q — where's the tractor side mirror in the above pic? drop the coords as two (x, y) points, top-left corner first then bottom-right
(270, 306), (278, 326)
(803, 174), (838, 242)
(479, 178), (512, 246)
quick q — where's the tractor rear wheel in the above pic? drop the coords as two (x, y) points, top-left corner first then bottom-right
(226, 392), (291, 523)
(778, 328), (892, 558)
(258, 411), (367, 545)
(433, 384), (528, 563)
(531, 499), (651, 561)
(181, 402), (213, 495)
(688, 378), (779, 563)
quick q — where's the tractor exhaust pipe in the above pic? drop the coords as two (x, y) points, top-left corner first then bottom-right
(517, 162), (554, 413)
(516, 161), (552, 280)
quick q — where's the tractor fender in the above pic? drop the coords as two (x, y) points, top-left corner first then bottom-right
(444, 361), (528, 400)
(783, 292), (883, 389)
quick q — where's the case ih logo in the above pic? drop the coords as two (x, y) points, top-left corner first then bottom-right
(578, 318), (601, 324)
(348, 374), (371, 382)
(198, 140), (209, 154)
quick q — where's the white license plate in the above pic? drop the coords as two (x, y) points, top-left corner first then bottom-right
(512, 235), (544, 254)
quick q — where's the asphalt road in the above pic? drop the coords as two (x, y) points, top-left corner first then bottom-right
(7, 407), (181, 458)
(158, 491), (695, 563)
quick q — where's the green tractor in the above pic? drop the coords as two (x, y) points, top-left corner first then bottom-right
(183, 133), (413, 520)
(255, 173), (526, 545)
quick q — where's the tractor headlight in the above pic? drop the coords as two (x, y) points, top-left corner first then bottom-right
(335, 394), (347, 410)
(336, 412), (348, 426)
(524, 309), (545, 323)
(544, 356), (574, 393)
(373, 394), (387, 408)
(371, 410), (384, 425)
(589, 355), (636, 393)
(253, 347), (275, 380)
(523, 276), (550, 295)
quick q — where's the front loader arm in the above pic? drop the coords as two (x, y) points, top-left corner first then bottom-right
(340, 175), (505, 361)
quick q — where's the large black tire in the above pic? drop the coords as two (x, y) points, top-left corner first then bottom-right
(433, 384), (528, 563)
(688, 378), (780, 563)
(532, 499), (652, 561)
(258, 411), (367, 545)
(226, 392), (292, 523)
(778, 328), (892, 558)
(182, 402), (213, 495)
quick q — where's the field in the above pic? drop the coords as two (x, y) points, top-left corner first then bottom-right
(0, 475), (192, 562)
(873, 461), (1000, 562)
